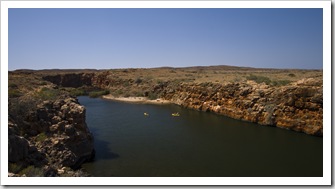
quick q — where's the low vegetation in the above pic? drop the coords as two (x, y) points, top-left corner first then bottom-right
(63, 87), (87, 96)
(88, 90), (110, 98)
(147, 92), (159, 100)
(271, 79), (291, 86)
(35, 132), (47, 142)
(8, 162), (25, 174)
(8, 89), (22, 98)
(9, 163), (44, 176)
(34, 87), (61, 101)
(18, 165), (44, 177)
(246, 74), (292, 86)
(246, 75), (272, 85)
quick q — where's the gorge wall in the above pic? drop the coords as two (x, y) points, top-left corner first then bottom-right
(42, 73), (94, 88)
(161, 79), (323, 136)
(9, 95), (95, 176)
(42, 71), (323, 136)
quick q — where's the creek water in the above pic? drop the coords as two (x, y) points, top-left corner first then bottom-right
(78, 96), (322, 177)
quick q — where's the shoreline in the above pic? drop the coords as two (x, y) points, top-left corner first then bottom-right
(102, 95), (172, 105)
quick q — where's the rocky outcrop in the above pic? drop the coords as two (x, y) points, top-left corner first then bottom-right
(8, 96), (94, 176)
(160, 78), (323, 136)
(31, 97), (95, 169)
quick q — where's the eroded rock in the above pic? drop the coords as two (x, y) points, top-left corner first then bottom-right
(8, 96), (95, 176)
(161, 78), (323, 136)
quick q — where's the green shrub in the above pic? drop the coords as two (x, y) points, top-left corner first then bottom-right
(288, 73), (296, 77)
(89, 90), (110, 98)
(10, 163), (45, 176)
(67, 88), (86, 96)
(8, 89), (22, 98)
(246, 75), (291, 86)
(39, 81), (48, 85)
(115, 89), (124, 96)
(133, 91), (144, 97)
(19, 165), (44, 177)
(147, 92), (159, 100)
(35, 87), (60, 100)
(9, 163), (24, 174)
(36, 132), (47, 142)
(134, 78), (143, 85)
(122, 81), (130, 87)
(246, 75), (271, 85)
(123, 92), (131, 97)
(9, 98), (38, 127)
(272, 80), (291, 86)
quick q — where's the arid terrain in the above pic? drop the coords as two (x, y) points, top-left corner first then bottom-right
(8, 65), (323, 176)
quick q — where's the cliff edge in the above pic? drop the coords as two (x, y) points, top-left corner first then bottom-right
(161, 78), (322, 136)
(9, 91), (94, 176)
(40, 68), (323, 136)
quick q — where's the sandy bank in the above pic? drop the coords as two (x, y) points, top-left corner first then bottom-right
(102, 95), (171, 104)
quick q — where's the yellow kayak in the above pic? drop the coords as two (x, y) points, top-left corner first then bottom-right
(172, 112), (180, 117)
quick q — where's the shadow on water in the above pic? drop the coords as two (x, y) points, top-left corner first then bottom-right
(93, 137), (120, 160)
(82, 126), (120, 176)
(88, 125), (120, 161)
(81, 139), (120, 176)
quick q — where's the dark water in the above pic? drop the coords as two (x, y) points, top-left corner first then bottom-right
(78, 96), (323, 177)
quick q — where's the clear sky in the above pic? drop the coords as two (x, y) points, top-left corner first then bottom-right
(8, 8), (323, 70)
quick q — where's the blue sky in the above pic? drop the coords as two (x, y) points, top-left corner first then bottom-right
(8, 8), (323, 70)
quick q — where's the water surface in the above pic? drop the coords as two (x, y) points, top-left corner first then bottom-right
(79, 96), (322, 177)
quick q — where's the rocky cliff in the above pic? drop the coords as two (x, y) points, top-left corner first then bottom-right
(10, 68), (322, 177)
(160, 78), (323, 136)
(42, 73), (94, 88)
(40, 71), (323, 136)
(8, 96), (94, 176)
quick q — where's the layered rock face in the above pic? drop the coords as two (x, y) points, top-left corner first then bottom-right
(161, 78), (323, 136)
(9, 96), (94, 176)
(39, 71), (323, 136)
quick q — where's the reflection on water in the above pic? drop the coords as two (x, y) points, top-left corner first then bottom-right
(79, 96), (322, 177)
